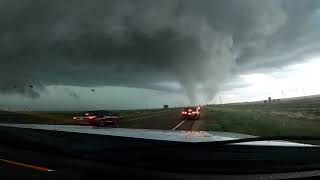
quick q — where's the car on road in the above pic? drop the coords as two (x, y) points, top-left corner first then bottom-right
(72, 110), (121, 127)
(181, 107), (200, 120)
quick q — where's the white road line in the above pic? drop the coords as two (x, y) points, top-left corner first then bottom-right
(172, 120), (185, 130)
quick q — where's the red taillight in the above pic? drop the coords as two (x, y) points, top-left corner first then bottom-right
(188, 109), (192, 112)
(73, 117), (77, 120)
(182, 111), (187, 114)
(88, 116), (96, 120)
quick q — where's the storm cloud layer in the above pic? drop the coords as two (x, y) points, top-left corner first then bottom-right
(1, 0), (320, 103)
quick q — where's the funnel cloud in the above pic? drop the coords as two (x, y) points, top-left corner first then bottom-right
(1, 0), (320, 104)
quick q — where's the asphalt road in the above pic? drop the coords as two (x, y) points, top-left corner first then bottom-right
(124, 109), (205, 131)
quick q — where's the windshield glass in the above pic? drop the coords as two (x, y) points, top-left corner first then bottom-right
(1, 0), (320, 145)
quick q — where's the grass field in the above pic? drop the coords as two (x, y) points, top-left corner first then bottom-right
(2, 96), (320, 144)
(202, 99), (320, 144)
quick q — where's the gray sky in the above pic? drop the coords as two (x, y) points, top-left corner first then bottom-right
(1, 0), (320, 110)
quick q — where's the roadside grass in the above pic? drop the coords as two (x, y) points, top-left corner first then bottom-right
(203, 104), (320, 144)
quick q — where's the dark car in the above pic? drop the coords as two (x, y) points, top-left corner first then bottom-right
(181, 107), (200, 120)
(72, 110), (121, 127)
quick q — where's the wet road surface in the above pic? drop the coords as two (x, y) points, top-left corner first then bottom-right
(124, 109), (205, 131)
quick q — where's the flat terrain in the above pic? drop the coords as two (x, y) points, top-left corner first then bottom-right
(2, 99), (320, 177)
(204, 99), (320, 137)
(0, 109), (177, 126)
(1, 95), (320, 138)
(0, 108), (204, 131)
(200, 97), (320, 144)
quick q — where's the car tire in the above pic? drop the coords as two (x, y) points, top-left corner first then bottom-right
(98, 120), (105, 127)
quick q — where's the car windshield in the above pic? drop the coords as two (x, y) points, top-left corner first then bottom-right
(1, 0), (320, 146)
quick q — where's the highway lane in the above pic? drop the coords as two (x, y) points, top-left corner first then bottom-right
(127, 109), (181, 130)
(124, 109), (205, 131)
(174, 110), (206, 131)
(174, 120), (200, 131)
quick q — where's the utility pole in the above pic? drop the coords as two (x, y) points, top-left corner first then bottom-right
(282, 90), (285, 98)
(219, 96), (222, 105)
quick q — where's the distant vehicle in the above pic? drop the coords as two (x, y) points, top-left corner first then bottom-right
(73, 110), (121, 127)
(181, 107), (200, 120)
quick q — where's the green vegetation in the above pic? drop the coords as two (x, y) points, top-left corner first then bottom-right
(203, 101), (320, 144)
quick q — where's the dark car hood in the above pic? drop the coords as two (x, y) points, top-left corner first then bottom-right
(0, 123), (314, 147)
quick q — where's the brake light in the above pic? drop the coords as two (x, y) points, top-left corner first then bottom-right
(73, 117), (77, 120)
(188, 109), (192, 112)
(182, 111), (187, 114)
(85, 113), (90, 116)
(88, 116), (96, 120)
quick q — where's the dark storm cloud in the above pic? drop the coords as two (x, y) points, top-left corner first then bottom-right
(1, 0), (320, 103)
(64, 88), (79, 99)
